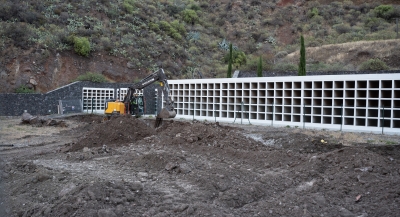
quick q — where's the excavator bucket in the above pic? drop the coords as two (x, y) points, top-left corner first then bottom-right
(157, 108), (176, 119)
(154, 108), (176, 128)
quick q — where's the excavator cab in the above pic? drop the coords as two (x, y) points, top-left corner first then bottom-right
(129, 94), (144, 117)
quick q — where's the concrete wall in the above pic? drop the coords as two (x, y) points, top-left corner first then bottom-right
(169, 73), (400, 134)
(0, 81), (159, 116)
(239, 70), (400, 78)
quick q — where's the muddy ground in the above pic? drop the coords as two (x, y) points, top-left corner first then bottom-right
(0, 114), (400, 217)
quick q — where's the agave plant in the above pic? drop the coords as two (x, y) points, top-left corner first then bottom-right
(218, 39), (238, 51)
(186, 31), (200, 42)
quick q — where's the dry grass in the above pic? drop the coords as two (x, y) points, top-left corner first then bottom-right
(0, 118), (68, 141)
(293, 128), (399, 146)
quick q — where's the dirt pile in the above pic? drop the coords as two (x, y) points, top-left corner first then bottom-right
(21, 112), (67, 127)
(154, 120), (264, 150)
(69, 115), (156, 151)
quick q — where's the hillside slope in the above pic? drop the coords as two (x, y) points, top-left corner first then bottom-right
(1, 0), (400, 93)
(282, 39), (400, 70)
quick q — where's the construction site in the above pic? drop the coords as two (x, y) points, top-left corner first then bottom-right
(0, 112), (399, 216)
(1, 71), (400, 216)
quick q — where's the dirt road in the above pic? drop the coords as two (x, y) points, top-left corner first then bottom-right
(1, 114), (399, 216)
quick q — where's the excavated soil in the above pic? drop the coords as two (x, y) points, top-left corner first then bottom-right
(1, 114), (400, 217)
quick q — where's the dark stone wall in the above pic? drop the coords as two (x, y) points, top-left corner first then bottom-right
(239, 70), (400, 77)
(0, 93), (44, 116)
(0, 81), (160, 116)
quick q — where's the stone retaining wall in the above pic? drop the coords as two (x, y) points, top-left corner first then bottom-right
(0, 81), (160, 116)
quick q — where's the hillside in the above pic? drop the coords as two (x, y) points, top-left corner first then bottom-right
(1, 0), (400, 93)
(283, 39), (400, 71)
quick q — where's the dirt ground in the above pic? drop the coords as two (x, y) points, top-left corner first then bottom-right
(1, 114), (400, 217)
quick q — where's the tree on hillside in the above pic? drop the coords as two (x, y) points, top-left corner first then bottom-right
(257, 56), (262, 77)
(227, 43), (233, 78)
(223, 49), (247, 70)
(298, 35), (306, 76)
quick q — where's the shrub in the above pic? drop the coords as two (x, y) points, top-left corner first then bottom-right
(170, 20), (186, 35)
(310, 15), (324, 25)
(15, 85), (35, 93)
(343, 0), (354, 10)
(106, 3), (120, 19)
(100, 37), (113, 52)
(74, 72), (108, 83)
(149, 22), (160, 32)
(273, 63), (297, 72)
(365, 29), (396, 40)
(171, 32), (182, 41)
(223, 50), (247, 69)
(364, 17), (388, 32)
(242, 55), (260, 71)
(166, 4), (183, 17)
(73, 36), (90, 57)
(19, 11), (45, 26)
(159, 20), (184, 41)
(308, 7), (319, 18)
(159, 21), (172, 32)
(123, 0), (136, 14)
(374, 5), (394, 20)
(335, 23), (352, 34)
(181, 9), (199, 24)
(275, 51), (288, 59)
(189, 4), (201, 11)
(359, 59), (389, 71)
(4, 22), (32, 49)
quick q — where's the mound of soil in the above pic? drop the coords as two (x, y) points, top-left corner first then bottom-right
(69, 115), (156, 151)
(155, 120), (263, 151)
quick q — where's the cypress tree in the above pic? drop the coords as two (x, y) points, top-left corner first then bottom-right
(257, 56), (263, 77)
(227, 43), (233, 78)
(298, 35), (306, 76)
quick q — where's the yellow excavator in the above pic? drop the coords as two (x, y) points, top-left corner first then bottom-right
(105, 68), (176, 127)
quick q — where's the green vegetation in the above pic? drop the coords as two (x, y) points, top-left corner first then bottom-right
(273, 63), (298, 72)
(227, 43), (233, 78)
(74, 72), (108, 83)
(73, 37), (90, 57)
(159, 20), (186, 41)
(224, 49), (246, 69)
(298, 35), (306, 76)
(181, 9), (199, 24)
(15, 85), (35, 93)
(257, 56), (262, 77)
(308, 7), (319, 18)
(385, 140), (397, 145)
(359, 59), (389, 71)
(123, 0), (136, 14)
(374, 5), (395, 20)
